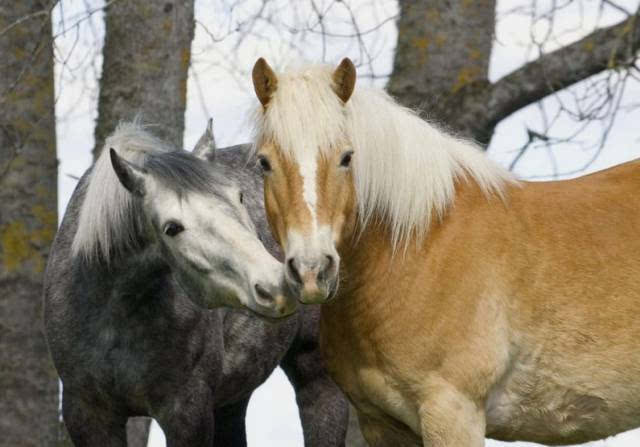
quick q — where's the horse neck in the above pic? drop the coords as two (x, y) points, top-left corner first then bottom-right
(328, 179), (489, 326)
(115, 246), (170, 291)
(80, 242), (173, 308)
(331, 220), (404, 321)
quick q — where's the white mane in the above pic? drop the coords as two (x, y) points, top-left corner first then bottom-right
(253, 64), (514, 248)
(71, 122), (174, 262)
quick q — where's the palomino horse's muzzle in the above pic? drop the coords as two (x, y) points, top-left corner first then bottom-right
(285, 254), (338, 304)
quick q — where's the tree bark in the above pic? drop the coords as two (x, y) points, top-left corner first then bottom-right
(387, 0), (496, 144)
(0, 1), (60, 446)
(93, 0), (195, 158)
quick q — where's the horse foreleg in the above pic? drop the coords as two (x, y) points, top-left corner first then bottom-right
(62, 392), (128, 447)
(418, 379), (485, 447)
(155, 384), (215, 447)
(281, 341), (349, 446)
(213, 397), (250, 447)
(358, 411), (421, 447)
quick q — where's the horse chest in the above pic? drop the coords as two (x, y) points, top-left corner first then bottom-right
(356, 367), (422, 434)
(216, 311), (296, 403)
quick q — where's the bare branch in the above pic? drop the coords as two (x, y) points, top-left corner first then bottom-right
(0, 8), (50, 38)
(486, 8), (640, 129)
(509, 128), (549, 171)
(602, 0), (633, 17)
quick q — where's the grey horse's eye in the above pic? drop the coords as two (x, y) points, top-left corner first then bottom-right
(163, 221), (184, 237)
(239, 191), (244, 204)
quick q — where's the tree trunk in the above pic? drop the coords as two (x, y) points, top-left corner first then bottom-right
(93, 0), (195, 158)
(0, 1), (60, 445)
(91, 1), (195, 443)
(386, 0), (497, 145)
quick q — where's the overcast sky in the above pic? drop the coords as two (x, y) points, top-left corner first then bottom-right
(51, 1), (640, 445)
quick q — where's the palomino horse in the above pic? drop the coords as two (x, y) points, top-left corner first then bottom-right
(250, 57), (640, 446)
(44, 122), (348, 446)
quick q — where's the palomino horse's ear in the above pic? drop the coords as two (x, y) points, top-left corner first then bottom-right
(252, 58), (278, 107)
(109, 148), (147, 197)
(193, 118), (216, 162)
(332, 58), (356, 103)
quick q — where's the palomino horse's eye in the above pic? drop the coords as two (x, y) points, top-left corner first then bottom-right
(257, 155), (272, 173)
(340, 151), (354, 168)
(163, 221), (184, 237)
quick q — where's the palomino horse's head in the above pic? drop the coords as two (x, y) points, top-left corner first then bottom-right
(251, 58), (358, 304)
(109, 124), (297, 318)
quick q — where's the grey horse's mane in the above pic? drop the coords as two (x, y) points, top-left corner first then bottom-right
(72, 122), (224, 263)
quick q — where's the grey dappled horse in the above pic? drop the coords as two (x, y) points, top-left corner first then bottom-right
(43, 122), (348, 446)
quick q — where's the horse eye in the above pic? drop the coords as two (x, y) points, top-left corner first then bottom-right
(163, 221), (184, 237)
(239, 191), (244, 204)
(258, 155), (272, 173)
(340, 151), (354, 168)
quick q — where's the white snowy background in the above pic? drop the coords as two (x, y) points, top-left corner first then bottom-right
(50, 0), (640, 445)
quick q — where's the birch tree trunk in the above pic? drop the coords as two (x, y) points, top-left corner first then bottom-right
(0, 0), (59, 445)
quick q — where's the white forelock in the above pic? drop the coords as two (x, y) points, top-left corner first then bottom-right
(71, 121), (174, 262)
(252, 63), (515, 249)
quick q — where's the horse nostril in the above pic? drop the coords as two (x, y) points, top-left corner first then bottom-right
(254, 283), (274, 303)
(318, 254), (335, 282)
(287, 258), (303, 285)
(325, 255), (334, 270)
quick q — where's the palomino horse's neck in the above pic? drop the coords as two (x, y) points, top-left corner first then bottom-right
(327, 179), (491, 325)
(328, 222), (401, 328)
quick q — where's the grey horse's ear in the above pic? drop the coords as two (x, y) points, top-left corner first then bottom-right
(192, 118), (216, 162)
(110, 148), (147, 197)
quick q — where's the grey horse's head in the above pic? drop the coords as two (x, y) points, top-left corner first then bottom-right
(79, 121), (297, 318)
